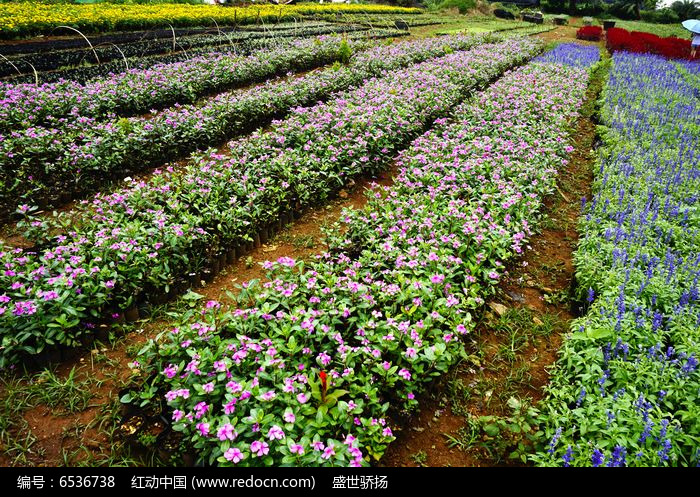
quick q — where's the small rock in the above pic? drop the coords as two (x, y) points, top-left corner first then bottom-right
(506, 291), (525, 303)
(339, 190), (349, 199)
(542, 287), (554, 293)
(262, 245), (278, 253)
(412, 427), (425, 432)
(533, 317), (544, 326)
(526, 279), (536, 287)
(489, 302), (508, 316)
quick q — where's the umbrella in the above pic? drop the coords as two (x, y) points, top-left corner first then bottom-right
(682, 19), (700, 35)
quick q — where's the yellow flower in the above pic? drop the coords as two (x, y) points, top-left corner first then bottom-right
(0, 2), (420, 38)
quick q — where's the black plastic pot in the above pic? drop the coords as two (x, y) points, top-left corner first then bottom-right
(124, 306), (140, 322)
(603, 21), (616, 31)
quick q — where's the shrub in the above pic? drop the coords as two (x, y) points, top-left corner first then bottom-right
(640, 8), (680, 24)
(607, 27), (692, 60)
(438, 0), (477, 15)
(577, 25), (603, 41)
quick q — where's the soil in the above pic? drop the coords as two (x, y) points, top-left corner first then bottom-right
(0, 24), (600, 468)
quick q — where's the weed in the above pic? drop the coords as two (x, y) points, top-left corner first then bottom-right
(409, 450), (428, 467)
(34, 367), (96, 414)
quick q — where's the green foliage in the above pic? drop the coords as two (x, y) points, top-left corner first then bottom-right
(438, 0), (477, 15)
(670, 0), (700, 19)
(338, 38), (352, 65)
(466, 397), (542, 464)
(640, 7), (680, 24)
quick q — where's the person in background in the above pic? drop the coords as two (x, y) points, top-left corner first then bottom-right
(692, 32), (700, 58)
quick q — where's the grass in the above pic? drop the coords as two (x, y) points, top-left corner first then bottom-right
(612, 20), (690, 39)
(272, 227), (318, 249)
(33, 367), (98, 414)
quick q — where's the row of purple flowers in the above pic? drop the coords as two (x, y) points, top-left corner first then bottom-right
(126, 45), (596, 466)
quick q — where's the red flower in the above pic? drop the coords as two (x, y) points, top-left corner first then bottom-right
(319, 370), (328, 403)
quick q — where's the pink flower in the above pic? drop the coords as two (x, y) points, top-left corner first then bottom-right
(250, 440), (269, 457)
(202, 382), (214, 393)
(196, 422), (210, 437)
(398, 368), (411, 381)
(224, 399), (237, 415)
(277, 257), (295, 267)
(297, 393), (308, 404)
(217, 423), (237, 441)
(267, 425), (285, 440)
(283, 411), (296, 423)
(321, 444), (336, 460)
(405, 347), (417, 359)
(430, 274), (445, 285)
(317, 352), (331, 366)
(226, 381), (243, 393)
(290, 443), (305, 455)
(223, 448), (243, 463)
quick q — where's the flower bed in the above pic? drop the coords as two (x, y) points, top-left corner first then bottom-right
(0, 36), (365, 133)
(606, 27), (693, 60)
(127, 44), (597, 466)
(0, 37), (543, 368)
(0, 22), (373, 80)
(533, 42), (601, 68)
(533, 53), (700, 467)
(0, 2), (420, 39)
(576, 26), (602, 42)
(0, 34), (496, 218)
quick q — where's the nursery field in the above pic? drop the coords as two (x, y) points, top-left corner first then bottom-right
(0, 5), (699, 471)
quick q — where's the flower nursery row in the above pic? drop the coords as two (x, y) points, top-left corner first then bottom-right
(0, 37), (543, 368)
(0, 35), (366, 133)
(126, 43), (599, 467)
(3, 29), (408, 87)
(0, 21), (374, 80)
(533, 53), (700, 467)
(0, 33), (499, 219)
(606, 27), (694, 60)
(0, 2), (420, 39)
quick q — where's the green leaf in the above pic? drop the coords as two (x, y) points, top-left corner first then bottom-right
(483, 424), (500, 437)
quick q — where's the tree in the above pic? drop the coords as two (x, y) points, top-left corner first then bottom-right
(671, 0), (700, 19)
